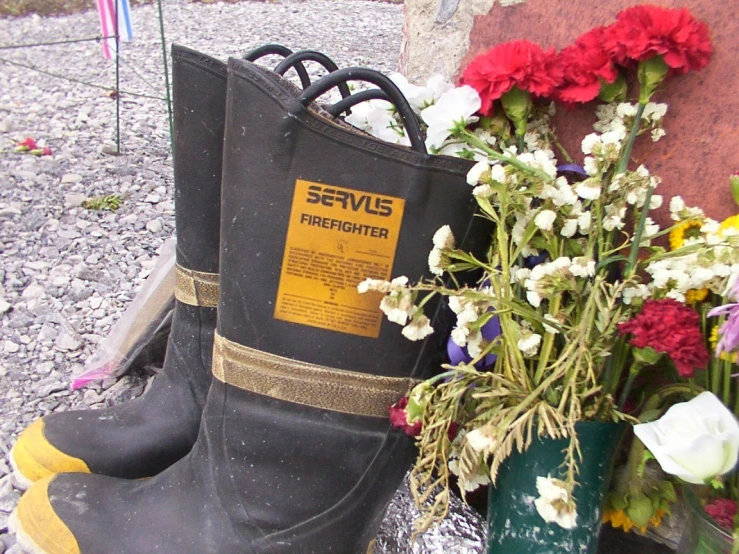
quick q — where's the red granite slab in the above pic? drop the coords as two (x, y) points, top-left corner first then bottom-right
(461, 0), (738, 227)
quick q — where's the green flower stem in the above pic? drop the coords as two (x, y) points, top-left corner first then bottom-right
(723, 357), (731, 407)
(618, 363), (644, 410)
(460, 130), (553, 182)
(534, 294), (562, 385)
(614, 101), (646, 176)
(641, 383), (698, 413)
(625, 186), (654, 279)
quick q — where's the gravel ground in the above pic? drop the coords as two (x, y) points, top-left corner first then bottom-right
(0, 2), (401, 550)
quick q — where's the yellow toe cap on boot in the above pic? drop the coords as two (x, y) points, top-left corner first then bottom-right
(10, 420), (90, 488)
(12, 475), (81, 554)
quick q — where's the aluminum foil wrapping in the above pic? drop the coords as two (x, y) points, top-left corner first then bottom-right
(374, 472), (488, 554)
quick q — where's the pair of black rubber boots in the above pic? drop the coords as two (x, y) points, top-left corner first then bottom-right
(10, 44), (483, 553)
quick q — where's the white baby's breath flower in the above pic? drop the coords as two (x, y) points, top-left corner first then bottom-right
(622, 284), (650, 305)
(526, 290), (542, 308)
(583, 156), (598, 176)
(534, 476), (578, 530)
(466, 160), (490, 186)
(581, 133), (599, 155)
(616, 103), (638, 119)
(570, 257), (596, 278)
(651, 128), (666, 142)
(517, 332), (542, 357)
(534, 210), (557, 232)
(543, 314), (560, 334)
(490, 163), (507, 184)
(451, 326), (469, 347)
(603, 204), (626, 231)
(428, 248), (444, 276)
(473, 184), (494, 198)
(401, 313), (434, 341)
(432, 225), (455, 250)
(643, 102), (667, 122)
(561, 218), (578, 238)
(466, 427), (497, 453)
(650, 194), (663, 210)
(577, 211), (592, 233)
(574, 179), (601, 201)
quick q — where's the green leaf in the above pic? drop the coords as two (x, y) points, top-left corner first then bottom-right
(626, 492), (654, 527)
(596, 254), (629, 271)
(638, 56), (669, 103)
(500, 86), (532, 139)
(598, 74), (628, 103)
(731, 174), (739, 208)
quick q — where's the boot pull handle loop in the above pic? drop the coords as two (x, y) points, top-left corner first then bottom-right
(299, 68), (427, 155)
(243, 44), (311, 90)
(274, 51), (351, 101)
(325, 89), (391, 118)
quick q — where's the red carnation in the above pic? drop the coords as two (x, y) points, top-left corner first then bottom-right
(554, 27), (619, 105)
(389, 397), (422, 437)
(705, 498), (737, 530)
(461, 40), (563, 116)
(618, 298), (710, 378)
(15, 137), (37, 152)
(603, 5), (712, 75)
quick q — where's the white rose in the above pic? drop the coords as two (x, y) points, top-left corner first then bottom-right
(634, 392), (739, 484)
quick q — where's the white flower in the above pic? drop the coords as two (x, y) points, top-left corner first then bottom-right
(570, 257), (595, 278)
(650, 194), (663, 210)
(473, 184), (493, 198)
(357, 275), (408, 294)
(526, 290), (542, 308)
(560, 218), (578, 238)
(577, 211), (592, 232)
(466, 427), (496, 453)
(490, 164), (507, 184)
(421, 86), (481, 150)
(669, 196), (686, 219)
(401, 313), (434, 341)
(651, 128), (666, 142)
(543, 314), (560, 334)
(517, 332), (542, 357)
(574, 179), (601, 201)
(534, 476), (578, 530)
(344, 99), (407, 144)
(451, 326), (469, 347)
(603, 204), (626, 231)
(634, 392), (739, 484)
(616, 103), (638, 118)
(581, 133), (600, 155)
(643, 102), (667, 122)
(466, 160), (490, 186)
(534, 210), (557, 232)
(428, 248), (445, 276)
(622, 285), (650, 305)
(432, 225), (455, 250)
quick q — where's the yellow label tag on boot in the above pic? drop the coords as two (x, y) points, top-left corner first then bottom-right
(274, 179), (405, 338)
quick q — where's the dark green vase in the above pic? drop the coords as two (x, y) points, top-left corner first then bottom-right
(487, 421), (626, 554)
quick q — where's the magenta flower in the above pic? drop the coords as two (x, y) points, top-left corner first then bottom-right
(708, 278), (739, 355)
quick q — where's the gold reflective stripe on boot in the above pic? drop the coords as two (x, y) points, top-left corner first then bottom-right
(10, 420), (90, 486)
(13, 475), (81, 554)
(175, 265), (219, 307)
(212, 333), (419, 418)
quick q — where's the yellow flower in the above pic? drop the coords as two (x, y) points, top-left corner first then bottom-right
(710, 326), (738, 363)
(719, 214), (739, 234)
(669, 219), (703, 250)
(686, 288), (709, 304)
(602, 507), (665, 533)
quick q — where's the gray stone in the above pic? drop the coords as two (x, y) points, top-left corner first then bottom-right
(32, 377), (67, 397)
(61, 173), (83, 184)
(64, 193), (87, 208)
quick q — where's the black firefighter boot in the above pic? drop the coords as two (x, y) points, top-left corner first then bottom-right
(9, 44), (348, 488)
(10, 61), (487, 554)
(9, 44), (226, 486)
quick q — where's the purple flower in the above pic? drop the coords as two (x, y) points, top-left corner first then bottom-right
(446, 314), (501, 369)
(708, 279), (739, 355)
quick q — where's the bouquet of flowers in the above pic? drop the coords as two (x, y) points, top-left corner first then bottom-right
(348, 4), (739, 541)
